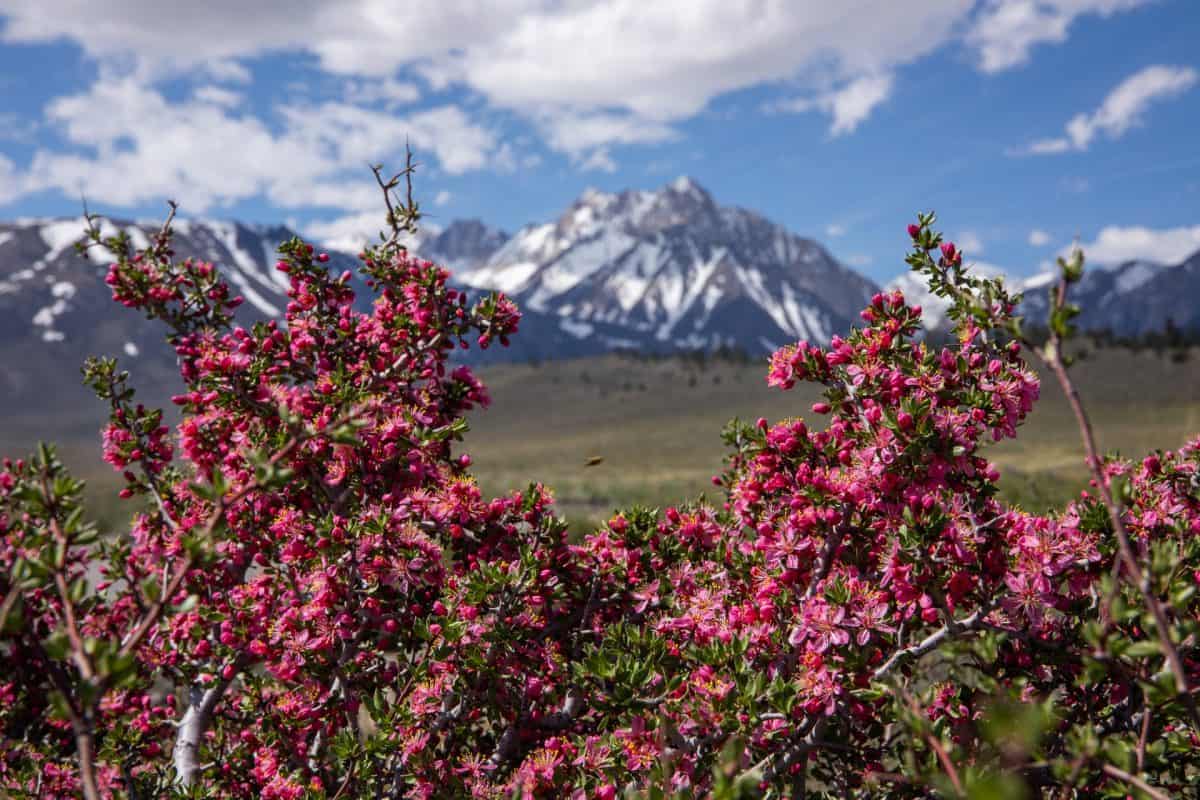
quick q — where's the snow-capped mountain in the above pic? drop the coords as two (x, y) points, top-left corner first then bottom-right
(0, 216), (361, 418)
(417, 219), (510, 274)
(890, 250), (1200, 338)
(447, 177), (878, 355)
(1018, 253), (1200, 337)
(0, 179), (883, 425)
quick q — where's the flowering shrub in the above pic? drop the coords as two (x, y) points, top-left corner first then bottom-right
(2, 176), (1199, 798)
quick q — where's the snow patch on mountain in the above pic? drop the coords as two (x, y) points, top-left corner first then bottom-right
(458, 177), (876, 356)
(1113, 260), (1162, 294)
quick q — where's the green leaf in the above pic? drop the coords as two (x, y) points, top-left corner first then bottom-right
(1124, 640), (1161, 659)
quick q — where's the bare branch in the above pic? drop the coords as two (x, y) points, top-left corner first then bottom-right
(1034, 261), (1200, 730)
(872, 605), (991, 683)
(1100, 763), (1171, 800)
(173, 677), (234, 788)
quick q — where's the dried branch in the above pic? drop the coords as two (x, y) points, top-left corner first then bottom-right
(1035, 263), (1200, 730)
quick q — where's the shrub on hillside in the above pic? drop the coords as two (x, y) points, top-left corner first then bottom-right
(2, 173), (1198, 798)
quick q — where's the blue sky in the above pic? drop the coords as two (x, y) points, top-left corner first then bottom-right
(0, 0), (1197, 283)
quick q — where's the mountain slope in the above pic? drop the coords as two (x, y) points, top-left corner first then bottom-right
(0, 178), (886, 424)
(1018, 254), (1200, 337)
(453, 177), (878, 356)
(0, 216), (361, 420)
(890, 250), (1200, 338)
(417, 219), (509, 274)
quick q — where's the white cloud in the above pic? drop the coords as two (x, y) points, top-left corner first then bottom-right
(0, 112), (38, 145)
(825, 223), (846, 238)
(770, 74), (894, 136)
(305, 209), (433, 254)
(393, 4), (956, 127)
(434, 190), (452, 206)
(305, 211), (391, 253)
(1066, 65), (1197, 148)
(965, 261), (1013, 280)
(845, 254), (873, 268)
(20, 79), (501, 212)
(0, 154), (19, 204)
(342, 78), (421, 107)
(1028, 228), (1051, 246)
(192, 85), (242, 108)
(201, 59), (253, 84)
(825, 74), (894, 136)
(577, 149), (617, 173)
(1021, 64), (1198, 155)
(280, 102), (500, 175)
(1024, 137), (1072, 155)
(1077, 224), (1200, 265)
(0, 0), (972, 156)
(0, 0), (1161, 210)
(966, 0), (1150, 73)
(538, 110), (677, 165)
(955, 230), (985, 255)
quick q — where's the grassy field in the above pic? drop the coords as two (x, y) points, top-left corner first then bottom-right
(464, 347), (1200, 529)
(4, 346), (1198, 534)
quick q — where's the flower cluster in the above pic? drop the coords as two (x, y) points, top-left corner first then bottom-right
(3, 197), (1199, 799)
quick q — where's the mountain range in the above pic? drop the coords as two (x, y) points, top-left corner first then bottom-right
(1, 176), (1197, 424)
(889, 251), (1200, 340)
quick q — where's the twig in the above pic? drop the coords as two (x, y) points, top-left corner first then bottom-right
(803, 522), (844, 601)
(872, 606), (991, 682)
(1035, 267), (1200, 730)
(1138, 707), (1152, 773)
(369, 146), (420, 249)
(1100, 763), (1171, 800)
(898, 687), (964, 797)
(72, 723), (101, 800)
(40, 487), (95, 682)
(151, 200), (179, 255)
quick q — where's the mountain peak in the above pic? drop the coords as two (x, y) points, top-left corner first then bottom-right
(666, 175), (709, 198)
(574, 186), (619, 211)
(418, 218), (509, 272)
(456, 174), (878, 355)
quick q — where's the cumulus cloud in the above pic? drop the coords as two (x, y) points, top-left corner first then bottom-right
(21, 79), (501, 212)
(0, 0), (976, 161)
(0, 1), (968, 117)
(538, 110), (677, 169)
(577, 149), (617, 173)
(1021, 64), (1197, 155)
(192, 85), (242, 108)
(342, 78), (421, 108)
(1028, 228), (1051, 246)
(1077, 224), (1200, 265)
(768, 74), (894, 136)
(966, 0), (1150, 73)
(305, 209), (436, 253)
(0, 0), (1160, 211)
(305, 211), (394, 253)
